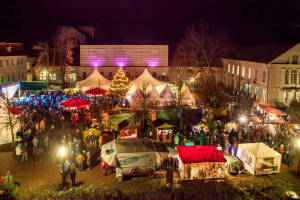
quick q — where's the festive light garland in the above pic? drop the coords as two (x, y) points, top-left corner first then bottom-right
(108, 67), (132, 97)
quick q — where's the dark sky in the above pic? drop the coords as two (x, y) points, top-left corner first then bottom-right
(1, 0), (300, 53)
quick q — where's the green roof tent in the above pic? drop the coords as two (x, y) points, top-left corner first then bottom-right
(19, 81), (48, 90)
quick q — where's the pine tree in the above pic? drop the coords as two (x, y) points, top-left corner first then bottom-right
(108, 67), (132, 97)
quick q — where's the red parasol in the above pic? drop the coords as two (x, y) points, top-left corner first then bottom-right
(59, 98), (91, 109)
(9, 107), (25, 115)
(85, 88), (108, 96)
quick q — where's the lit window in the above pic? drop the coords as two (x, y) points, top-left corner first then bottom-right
(232, 65), (235, 74)
(40, 73), (47, 80)
(248, 68), (251, 79)
(242, 67), (245, 77)
(50, 73), (56, 80)
(27, 62), (30, 71)
(228, 64), (230, 73)
(237, 66), (240, 76)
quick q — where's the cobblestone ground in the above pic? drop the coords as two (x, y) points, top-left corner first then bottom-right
(0, 129), (116, 189)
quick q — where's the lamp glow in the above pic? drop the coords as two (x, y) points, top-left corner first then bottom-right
(60, 147), (66, 157)
(191, 77), (195, 82)
(240, 116), (247, 123)
(297, 140), (300, 148)
(295, 125), (299, 129)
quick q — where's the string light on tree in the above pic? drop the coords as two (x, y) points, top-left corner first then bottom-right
(108, 67), (132, 97)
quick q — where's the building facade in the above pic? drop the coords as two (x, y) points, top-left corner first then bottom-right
(78, 45), (169, 81)
(0, 43), (27, 86)
(221, 43), (300, 105)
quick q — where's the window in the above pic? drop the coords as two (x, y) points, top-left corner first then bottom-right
(292, 55), (298, 64)
(262, 71), (266, 83)
(82, 72), (87, 79)
(109, 72), (113, 80)
(17, 59), (20, 65)
(18, 73), (20, 80)
(232, 65), (235, 74)
(263, 90), (267, 102)
(27, 62), (30, 72)
(228, 64), (230, 73)
(135, 72), (139, 79)
(285, 69), (289, 84)
(50, 73), (56, 80)
(126, 72), (130, 79)
(152, 72), (157, 78)
(242, 67), (245, 77)
(291, 70), (297, 84)
(11, 59), (13, 66)
(7, 75), (10, 82)
(21, 59), (23, 65)
(248, 68), (251, 79)
(70, 74), (76, 83)
(40, 73), (46, 80)
(100, 72), (104, 76)
(237, 66), (240, 76)
(6, 60), (9, 66)
(12, 74), (14, 81)
(0, 60), (3, 67)
(1, 76), (3, 84)
(161, 72), (166, 80)
(255, 69), (258, 80)
(22, 73), (24, 79)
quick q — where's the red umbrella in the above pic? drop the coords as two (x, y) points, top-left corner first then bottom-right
(85, 88), (108, 96)
(59, 98), (91, 109)
(9, 107), (25, 115)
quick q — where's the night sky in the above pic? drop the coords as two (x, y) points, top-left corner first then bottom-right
(1, 0), (300, 53)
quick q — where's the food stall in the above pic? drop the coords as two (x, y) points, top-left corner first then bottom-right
(151, 118), (174, 143)
(177, 145), (227, 180)
(118, 120), (138, 139)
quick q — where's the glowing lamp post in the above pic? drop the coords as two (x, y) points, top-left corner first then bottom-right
(239, 116), (247, 123)
(59, 147), (67, 188)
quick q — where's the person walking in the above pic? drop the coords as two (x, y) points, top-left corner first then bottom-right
(21, 144), (28, 162)
(99, 134), (103, 150)
(70, 166), (76, 186)
(86, 151), (91, 170)
(76, 153), (85, 172)
(15, 145), (22, 161)
(33, 137), (38, 151)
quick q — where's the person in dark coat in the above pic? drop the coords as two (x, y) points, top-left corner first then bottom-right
(70, 167), (76, 186)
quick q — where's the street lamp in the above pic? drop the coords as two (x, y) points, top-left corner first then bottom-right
(59, 147), (67, 188)
(239, 116), (247, 123)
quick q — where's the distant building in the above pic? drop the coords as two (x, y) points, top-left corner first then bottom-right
(221, 43), (300, 105)
(0, 43), (27, 86)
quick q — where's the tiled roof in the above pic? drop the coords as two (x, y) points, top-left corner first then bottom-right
(0, 43), (27, 56)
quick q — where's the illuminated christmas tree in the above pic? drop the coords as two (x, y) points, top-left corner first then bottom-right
(108, 67), (132, 97)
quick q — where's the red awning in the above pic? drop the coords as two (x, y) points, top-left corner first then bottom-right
(177, 145), (226, 164)
(85, 88), (108, 96)
(59, 98), (91, 109)
(255, 101), (287, 115)
(9, 107), (25, 115)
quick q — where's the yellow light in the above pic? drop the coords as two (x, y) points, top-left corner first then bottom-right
(191, 77), (195, 82)
(240, 116), (247, 123)
(60, 147), (66, 156)
(297, 140), (300, 148)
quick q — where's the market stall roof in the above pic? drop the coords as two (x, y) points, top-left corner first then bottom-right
(255, 101), (287, 115)
(161, 84), (175, 99)
(85, 88), (108, 96)
(118, 119), (130, 130)
(148, 87), (161, 98)
(59, 98), (91, 109)
(19, 81), (47, 90)
(125, 83), (137, 100)
(76, 68), (111, 88)
(177, 145), (227, 164)
(182, 86), (195, 100)
(133, 68), (167, 88)
(9, 107), (25, 115)
(152, 118), (171, 128)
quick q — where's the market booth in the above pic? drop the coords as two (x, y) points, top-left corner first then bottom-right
(177, 145), (227, 180)
(83, 128), (101, 145)
(236, 142), (281, 175)
(118, 120), (137, 139)
(151, 118), (174, 143)
(101, 138), (170, 181)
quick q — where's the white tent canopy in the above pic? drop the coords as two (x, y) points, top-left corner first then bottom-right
(161, 84), (175, 99)
(237, 142), (281, 175)
(0, 106), (20, 145)
(125, 83), (137, 100)
(133, 68), (167, 88)
(76, 68), (111, 91)
(181, 86), (196, 106)
(146, 83), (153, 94)
(148, 87), (161, 98)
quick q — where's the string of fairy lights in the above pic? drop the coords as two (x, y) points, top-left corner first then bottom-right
(108, 67), (132, 96)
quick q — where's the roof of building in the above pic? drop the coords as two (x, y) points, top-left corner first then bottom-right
(152, 118), (171, 128)
(118, 119), (129, 130)
(223, 43), (297, 63)
(0, 43), (27, 57)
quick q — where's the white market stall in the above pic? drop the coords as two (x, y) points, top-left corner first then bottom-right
(236, 142), (281, 175)
(101, 138), (170, 181)
(76, 68), (111, 91)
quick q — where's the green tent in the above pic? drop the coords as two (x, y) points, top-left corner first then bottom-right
(19, 81), (47, 90)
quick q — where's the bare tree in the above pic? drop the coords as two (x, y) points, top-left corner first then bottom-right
(33, 42), (50, 81)
(173, 21), (231, 109)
